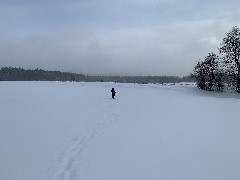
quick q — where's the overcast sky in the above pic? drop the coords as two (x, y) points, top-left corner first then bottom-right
(1, 0), (240, 76)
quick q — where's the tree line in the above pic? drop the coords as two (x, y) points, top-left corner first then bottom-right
(193, 26), (240, 92)
(0, 67), (85, 81)
(0, 66), (193, 84)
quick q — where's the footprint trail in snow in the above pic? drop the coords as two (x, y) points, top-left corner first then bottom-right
(48, 100), (119, 180)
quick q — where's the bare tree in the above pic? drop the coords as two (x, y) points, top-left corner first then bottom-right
(219, 26), (240, 92)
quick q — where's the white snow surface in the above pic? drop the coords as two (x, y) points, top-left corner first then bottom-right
(1, 81), (240, 180)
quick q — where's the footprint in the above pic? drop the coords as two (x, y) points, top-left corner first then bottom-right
(49, 104), (120, 180)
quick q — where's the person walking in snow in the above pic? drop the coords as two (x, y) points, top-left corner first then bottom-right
(111, 88), (116, 99)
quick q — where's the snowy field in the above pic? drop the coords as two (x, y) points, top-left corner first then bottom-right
(1, 81), (240, 180)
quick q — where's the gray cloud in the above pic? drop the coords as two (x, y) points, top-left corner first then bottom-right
(0, 1), (240, 76)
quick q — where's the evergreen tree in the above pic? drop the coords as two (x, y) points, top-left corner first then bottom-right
(204, 53), (220, 91)
(194, 61), (206, 90)
(194, 53), (222, 91)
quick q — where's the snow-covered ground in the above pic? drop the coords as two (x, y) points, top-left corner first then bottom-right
(1, 81), (240, 180)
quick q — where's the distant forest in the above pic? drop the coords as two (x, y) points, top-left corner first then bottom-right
(0, 67), (193, 84)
